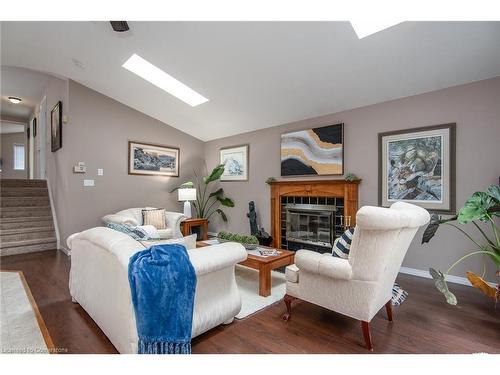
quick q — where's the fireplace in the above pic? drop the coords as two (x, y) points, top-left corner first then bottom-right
(286, 202), (336, 249)
(269, 179), (360, 253)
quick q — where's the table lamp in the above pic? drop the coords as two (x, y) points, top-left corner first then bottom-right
(178, 188), (196, 219)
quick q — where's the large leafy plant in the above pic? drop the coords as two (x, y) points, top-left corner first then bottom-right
(170, 164), (234, 222)
(422, 185), (500, 305)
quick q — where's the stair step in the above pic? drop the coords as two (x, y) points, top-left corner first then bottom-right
(0, 187), (49, 197)
(1, 197), (50, 207)
(0, 242), (57, 257)
(0, 179), (47, 188)
(0, 217), (54, 230)
(0, 229), (56, 242)
(0, 206), (52, 218)
(0, 215), (53, 224)
(0, 236), (57, 249)
(1, 226), (54, 236)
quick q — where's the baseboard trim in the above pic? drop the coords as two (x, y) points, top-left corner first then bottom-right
(58, 246), (71, 256)
(399, 266), (495, 287)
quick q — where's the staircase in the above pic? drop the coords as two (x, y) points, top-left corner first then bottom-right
(0, 179), (57, 256)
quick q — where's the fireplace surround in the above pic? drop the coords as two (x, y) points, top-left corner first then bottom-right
(269, 180), (360, 252)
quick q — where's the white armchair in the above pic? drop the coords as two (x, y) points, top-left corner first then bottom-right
(282, 202), (430, 350)
(102, 207), (186, 239)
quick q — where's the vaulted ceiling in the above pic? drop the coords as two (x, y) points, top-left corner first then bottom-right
(1, 21), (499, 141)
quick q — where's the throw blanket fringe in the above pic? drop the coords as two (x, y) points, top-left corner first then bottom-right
(139, 340), (191, 354)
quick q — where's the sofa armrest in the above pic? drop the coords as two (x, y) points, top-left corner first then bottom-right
(295, 250), (352, 280)
(188, 242), (247, 276)
(165, 211), (187, 238)
(102, 213), (139, 227)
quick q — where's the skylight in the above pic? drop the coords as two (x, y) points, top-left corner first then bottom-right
(122, 54), (209, 107)
(350, 20), (402, 39)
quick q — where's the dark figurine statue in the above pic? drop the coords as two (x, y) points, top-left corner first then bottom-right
(246, 201), (273, 246)
(247, 201), (259, 236)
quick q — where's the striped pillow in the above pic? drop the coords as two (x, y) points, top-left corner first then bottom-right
(106, 223), (149, 240)
(332, 227), (408, 306)
(142, 208), (166, 230)
(391, 283), (409, 306)
(332, 227), (354, 259)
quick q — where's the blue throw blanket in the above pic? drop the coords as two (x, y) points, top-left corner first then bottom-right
(128, 243), (197, 354)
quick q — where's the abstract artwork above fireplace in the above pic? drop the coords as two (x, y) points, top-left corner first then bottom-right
(280, 123), (344, 176)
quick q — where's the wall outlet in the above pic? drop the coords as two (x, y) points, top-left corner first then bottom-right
(97, 168), (103, 176)
(73, 165), (86, 173)
(83, 179), (95, 187)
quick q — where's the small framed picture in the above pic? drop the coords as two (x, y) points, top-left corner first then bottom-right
(51, 101), (62, 152)
(220, 144), (249, 181)
(128, 141), (180, 177)
(378, 123), (456, 214)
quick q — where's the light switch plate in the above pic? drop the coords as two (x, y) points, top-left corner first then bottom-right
(83, 179), (95, 187)
(97, 168), (103, 176)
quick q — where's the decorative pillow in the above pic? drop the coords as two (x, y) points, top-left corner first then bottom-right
(332, 227), (354, 259)
(142, 208), (166, 230)
(332, 227), (408, 306)
(391, 283), (409, 306)
(139, 234), (197, 250)
(106, 223), (149, 240)
(136, 225), (161, 240)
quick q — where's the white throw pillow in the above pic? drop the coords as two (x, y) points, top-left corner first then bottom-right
(139, 234), (197, 250)
(136, 225), (160, 240)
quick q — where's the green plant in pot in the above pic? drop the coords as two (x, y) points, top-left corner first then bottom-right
(170, 164), (235, 222)
(421, 184), (500, 305)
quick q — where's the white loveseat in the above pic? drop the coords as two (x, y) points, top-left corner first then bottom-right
(283, 202), (430, 350)
(68, 227), (247, 353)
(102, 207), (186, 239)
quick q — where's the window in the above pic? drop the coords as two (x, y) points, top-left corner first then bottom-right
(13, 144), (25, 170)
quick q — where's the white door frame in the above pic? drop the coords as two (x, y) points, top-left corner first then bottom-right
(29, 117), (35, 179)
(38, 96), (47, 179)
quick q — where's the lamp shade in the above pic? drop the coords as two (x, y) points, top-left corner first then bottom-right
(178, 188), (196, 201)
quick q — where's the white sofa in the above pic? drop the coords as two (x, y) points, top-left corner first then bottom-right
(283, 202), (430, 350)
(102, 207), (186, 239)
(68, 227), (247, 353)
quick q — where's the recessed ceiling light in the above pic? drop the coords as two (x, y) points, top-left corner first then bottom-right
(122, 54), (209, 107)
(8, 97), (22, 104)
(350, 20), (403, 39)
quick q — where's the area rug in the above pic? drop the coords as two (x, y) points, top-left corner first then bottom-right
(234, 265), (286, 319)
(0, 271), (54, 354)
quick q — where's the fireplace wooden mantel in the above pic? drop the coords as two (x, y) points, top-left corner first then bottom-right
(268, 179), (360, 249)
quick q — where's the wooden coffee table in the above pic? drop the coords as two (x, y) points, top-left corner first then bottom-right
(196, 241), (295, 297)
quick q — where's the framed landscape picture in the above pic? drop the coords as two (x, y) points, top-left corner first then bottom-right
(51, 101), (62, 152)
(128, 141), (179, 177)
(280, 123), (344, 176)
(220, 144), (249, 181)
(378, 123), (456, 214)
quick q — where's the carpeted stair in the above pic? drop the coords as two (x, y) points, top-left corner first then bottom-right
(1, 179), (57, 256)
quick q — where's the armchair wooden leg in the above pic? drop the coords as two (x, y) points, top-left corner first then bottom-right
(361, 321), (374, 351)
(282, 294), (296, 321)
(385, 300), (393, 322)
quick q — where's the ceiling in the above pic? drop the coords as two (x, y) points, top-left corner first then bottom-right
(0, 120), (25, 134)
(1, 21), (499, 141)
(1, 66), (52, 120)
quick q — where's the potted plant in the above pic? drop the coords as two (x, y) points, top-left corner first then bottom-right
(217, 231), (259, 250)
(171, 164), (234, 222)
(421, 184), (499, 305)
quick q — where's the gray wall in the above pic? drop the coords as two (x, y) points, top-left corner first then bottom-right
(1, 131), (27, 179)
(48, 80), (205, 251)
(204, 77), (500, 281)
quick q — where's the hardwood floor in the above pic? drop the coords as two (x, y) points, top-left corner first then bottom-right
(1, 250), (499, 354)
